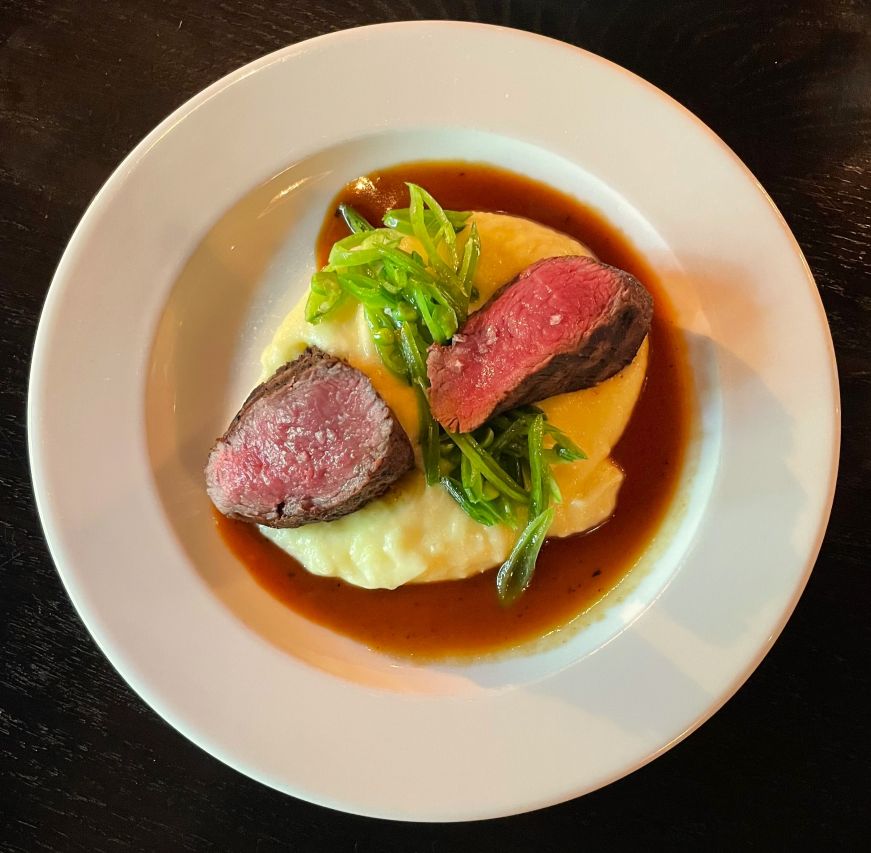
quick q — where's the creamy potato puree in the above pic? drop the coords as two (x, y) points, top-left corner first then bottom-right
(258, 212), (648, 589)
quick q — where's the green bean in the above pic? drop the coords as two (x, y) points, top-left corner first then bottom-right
(496, 507), (555, 605)
(338, 203), (375, 234)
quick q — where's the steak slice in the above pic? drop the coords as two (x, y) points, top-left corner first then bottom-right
(427, 255), (653, 433)
(206, 347), (414, 527)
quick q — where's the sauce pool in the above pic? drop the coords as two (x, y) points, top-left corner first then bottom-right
(216, 162), (692, 659)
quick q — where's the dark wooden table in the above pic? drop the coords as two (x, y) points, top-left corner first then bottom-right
(2, 1), (868, 849)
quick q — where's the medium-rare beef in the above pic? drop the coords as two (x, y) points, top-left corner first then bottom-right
(206, 347), (414, 527)
(427, 255), (653, 433)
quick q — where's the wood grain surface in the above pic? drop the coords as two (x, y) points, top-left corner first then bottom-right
(2, 1), (868, 849)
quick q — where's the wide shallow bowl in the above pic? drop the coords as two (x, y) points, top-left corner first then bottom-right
(29, 21), (839, 821)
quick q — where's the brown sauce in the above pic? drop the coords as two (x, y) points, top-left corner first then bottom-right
(215, 162), (692, 659)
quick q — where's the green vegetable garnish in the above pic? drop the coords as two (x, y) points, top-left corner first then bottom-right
(496, 507), (556, 605)
(416, 387), (441, 486)
(383, 207), (471, 235)
(527, 415), (546, 518)
(447, 431), (529, 505)
(339, 202), (374, 234)
(305, 271), (344, 324)
(306, 185), (587, 603)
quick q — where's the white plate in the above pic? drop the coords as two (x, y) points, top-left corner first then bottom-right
(29, 22), (839, 820)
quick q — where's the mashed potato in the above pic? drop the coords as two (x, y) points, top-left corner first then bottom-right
(258, 212), (648, 588)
